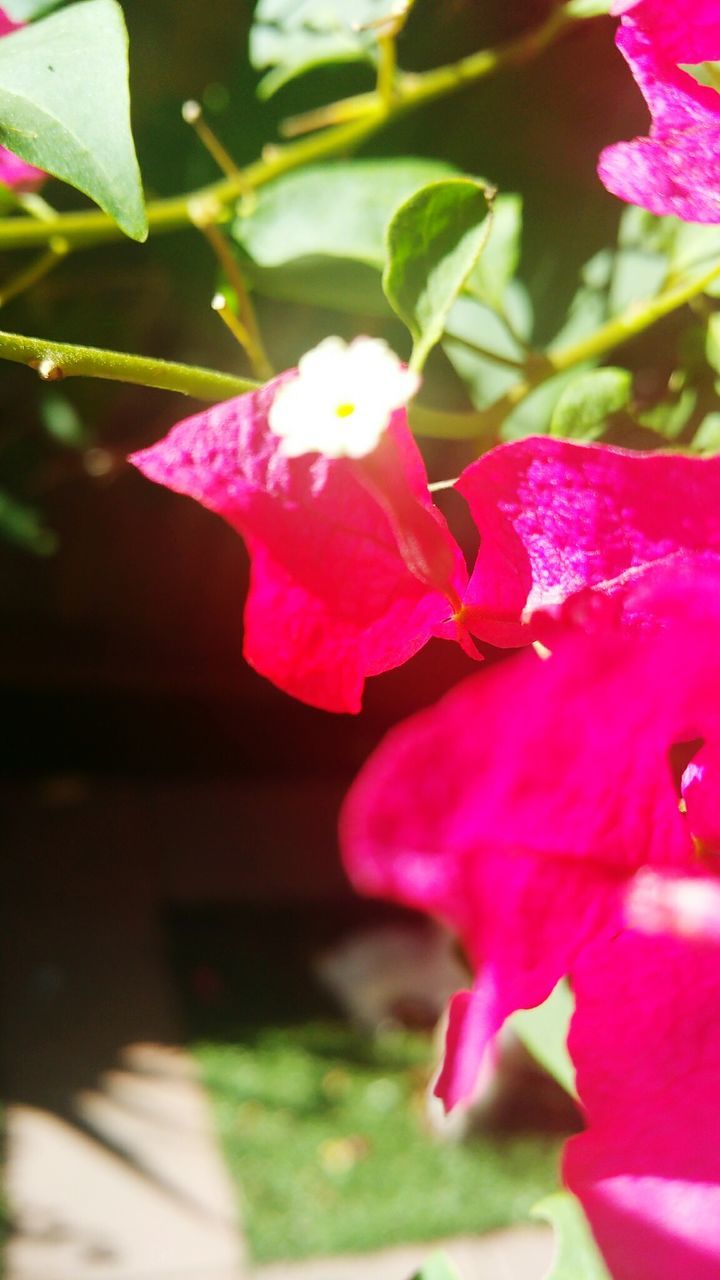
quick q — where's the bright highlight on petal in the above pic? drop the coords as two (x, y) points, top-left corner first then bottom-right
(268, 336), (420, 460)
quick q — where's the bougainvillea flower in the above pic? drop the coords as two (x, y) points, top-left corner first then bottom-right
(455, 436), (720, 646)
(0, 10), (46, 192)
(599, 0), (720, 221)
(565, 931), (720, 1279)
(130, 357), (469, 713)
(340, 552), (720, 1105)
(132, 372), (720, 711)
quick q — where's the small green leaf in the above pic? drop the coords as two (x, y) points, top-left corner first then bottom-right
(510, 980), (576, 1098)
(549, 366), (632, 440)
(2, 0), (66, 18)
(502, 370), (580, 441)
(443, 285), (531, 409)
(0, 0), (146, 240)
(679, 61), (720, 92)
(233, 158), (457, 313)
(564, 0), (613, 15)
(464, 193), (523, 311)
(0, 487), (57, 555)
(706, 313), (720, 376)
(693, 411), (720, 454)
(410, 1251), (462, 1280)
(249, 0), (392, 98)
(235, 158), (457, 270)
(384, 178), (494, 372)
(534, 1191), (611, 1280)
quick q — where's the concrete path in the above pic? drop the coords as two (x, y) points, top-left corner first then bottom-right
(1, 778), (553, 1280)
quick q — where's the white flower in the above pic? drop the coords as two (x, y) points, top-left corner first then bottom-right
(268, 335), (420, 460)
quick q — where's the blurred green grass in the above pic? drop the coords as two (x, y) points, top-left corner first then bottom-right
(195, 1020), (562, 1263)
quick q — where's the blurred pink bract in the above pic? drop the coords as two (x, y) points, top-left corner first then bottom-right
(599, 0), (720, 221)
(130, 374), (470, 714)
(341, 552), (720, 1277)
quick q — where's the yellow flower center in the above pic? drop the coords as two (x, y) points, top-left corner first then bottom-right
(335, 402), (356, 418)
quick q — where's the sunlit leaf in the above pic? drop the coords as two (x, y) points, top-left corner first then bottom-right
(2, 0), (66, 17)
(233, 158), (457, 313)
(549, 366), (632, 439)
(249, 0), (393, 98)
(534, 1191), (611, 1280)
(510, 980), (576, 1097)
(564, 0), (613, 16)
(0, 0), (146, 239)
(384, 177), (494, 371)
(410, 1252), (462, 1280)
(464, 193), (523, 311)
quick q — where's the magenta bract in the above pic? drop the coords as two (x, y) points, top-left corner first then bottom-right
(129, 376), (469, 713)
(599, 0), (720, 221)
(132, 389), (720, 713)
(340, 553), (720, 1271)
(456, 438), (720, 646)
(565, 932), (720, 1279)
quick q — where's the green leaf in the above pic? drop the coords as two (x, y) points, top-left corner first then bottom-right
(534, 1191), (611, 1280)
(679, 61), (720, 92)
(443, 284), (531, 409)
(0, 0), (146, 240)
(501, 369), (581, 441)
(384, 178), (494, 372)
(706, 313), (720, 376)
(249, 0), (392, 98)
(510, 980), (576, 1098)
(0, 487), (57, 555)
(2, 0), (66, 17)
(564, 0), (613, 16)
(235, 158), (457, 270)
(410, 1251), (462, 1280)
(693, 411), (720, 454)
(549, 366), (632, 440)
(463, 193), (523, 311)
(233, 158), (457, 313)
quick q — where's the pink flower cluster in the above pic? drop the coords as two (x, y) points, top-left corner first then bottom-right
(0, 8), (45, 192)
(599, 0), (720, 221)
(133, 353), (720, 1275)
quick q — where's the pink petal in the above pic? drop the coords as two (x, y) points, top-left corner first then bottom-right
(0, 148), (46, 192)
(130, 376), (468, 712)
(599, 9), (720, 221)
(457, 439), (720, 645)
(341, 555), (720, 1104)
(565, 932), (720, 1279)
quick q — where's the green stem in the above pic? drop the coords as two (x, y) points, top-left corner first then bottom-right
(0, 329), (259, 400)
(0, 5), (581, 254)
(416, 258), (720, 439)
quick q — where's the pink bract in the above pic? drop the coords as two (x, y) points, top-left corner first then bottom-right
(456, 438), (720, 646)
(0, 7), (46, 192)
(565, 932), (720, 1279)
(341, 551), (720, 1272)
(599, 0), (720, 221)
(130, 376), (469, 714)
(340, 552), (720, 1093)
